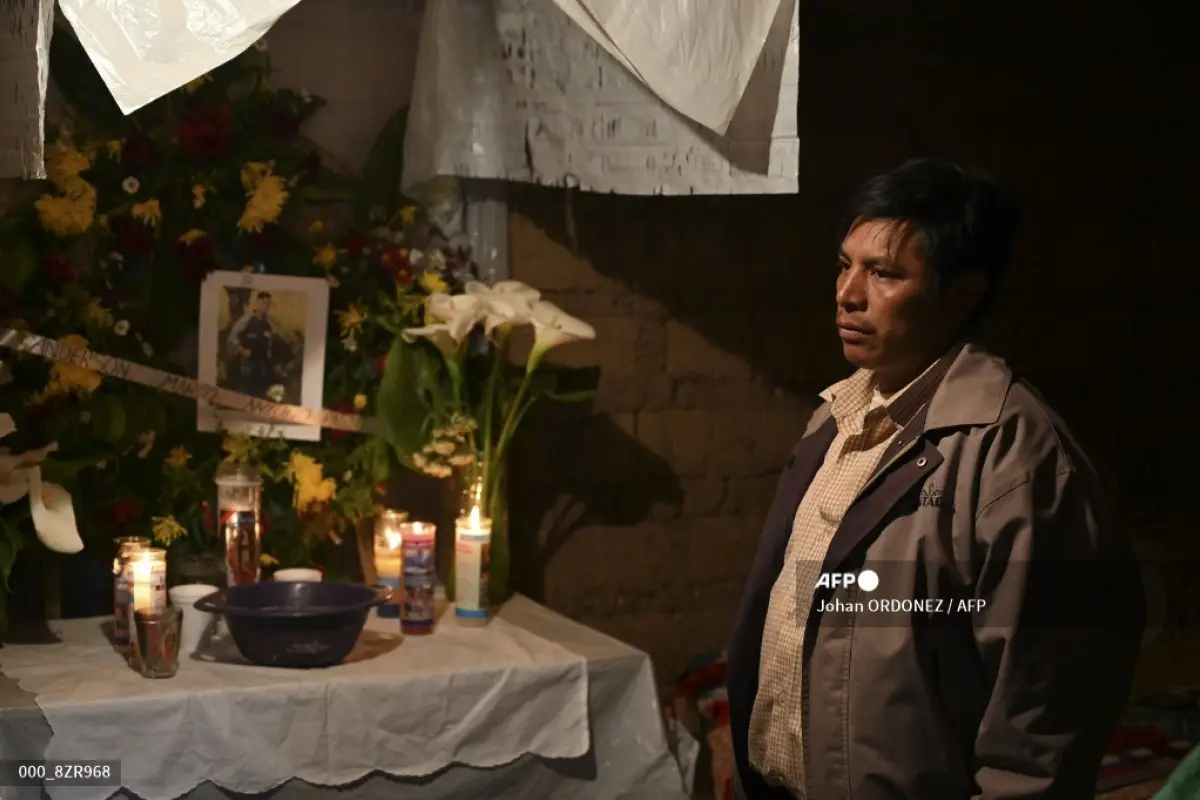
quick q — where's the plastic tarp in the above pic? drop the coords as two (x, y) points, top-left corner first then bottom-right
(55, 0), (305, 115)
(547, 0), (787, 135)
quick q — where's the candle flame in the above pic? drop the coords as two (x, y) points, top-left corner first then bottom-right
(467, 504), (482, 528)
(384, 530), (402, 549)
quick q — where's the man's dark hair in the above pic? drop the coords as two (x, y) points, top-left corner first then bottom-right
(837, 158), (1022, 326)
(256, 291), (272, 300)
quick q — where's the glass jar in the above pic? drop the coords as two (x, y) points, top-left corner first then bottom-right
(113, 536), (151, 647)
(214, 463), (264, 586)
(374, 510), (408, 619)
(125, 547), (167, 614)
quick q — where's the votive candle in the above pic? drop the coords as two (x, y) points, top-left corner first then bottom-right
(374, 510), (407, 619)
(454, 505), (491, 627)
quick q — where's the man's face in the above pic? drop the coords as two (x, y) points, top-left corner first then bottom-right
(835, 218), (978, 387)
(255, 296), (271, 314)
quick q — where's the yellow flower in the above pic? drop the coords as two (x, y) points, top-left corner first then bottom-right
(164, 446), (192, 469)
(131, 198), (161, 226)
(336, 305), (365, 337)
(151, 515), (187, 546)
(183, 74), (211, 93)
(44, 141), (92, 192)
(313, 246), (337, 269)
(192, 184), (207, 209)
(179, 228), (207, 245)
(104, 140), (123, 160)
(400, 206), (417, 227)
(221, 433), (255, 464)
(419, 271), (448, 294)
(237, 164), (288, 233)
(287, 452), (337, 511)
(260, 553), (279, 567)
(41, 334), (101, 398)
(35, 177), (96, 237)
(308, 220), (324, 235)
(353, 393), (368, 410)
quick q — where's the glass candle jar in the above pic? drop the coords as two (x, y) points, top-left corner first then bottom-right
(113, 536), (151, 647)
(214, 463), (264, 586)
(374, 510), (408, 619)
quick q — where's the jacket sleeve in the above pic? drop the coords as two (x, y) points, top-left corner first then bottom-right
(970, 466), (1144, 799)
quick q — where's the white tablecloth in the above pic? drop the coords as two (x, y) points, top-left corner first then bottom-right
(0, 596), (692, 800)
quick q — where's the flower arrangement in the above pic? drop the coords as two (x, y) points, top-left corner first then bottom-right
(377, 279), (600, 603)
(0, 28), (469, 633)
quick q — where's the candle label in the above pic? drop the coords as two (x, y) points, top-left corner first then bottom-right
(124, 560), (167, 613)
(402, 573), (435, 633)
(454, 534), (490, 618)
(378, 575), (402, 619)
(402, 535), (436, 576)
(222, 509), (261, 586)
(113, 570), (132, 645)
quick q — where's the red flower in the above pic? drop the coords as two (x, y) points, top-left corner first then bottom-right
(107, 499), (141, 526)
(378, 246), (413, 284)
(43, 253), (72, 281)
(122, 134), (156, 168)
(175, 234), (216, 284)
(109, 215), (156, 255)
(372, 354), (387, 375)
(179, 105), (231, 158)
(344, 233), (363, 256)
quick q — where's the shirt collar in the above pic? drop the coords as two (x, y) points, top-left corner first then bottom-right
(820, 344), (961, 433)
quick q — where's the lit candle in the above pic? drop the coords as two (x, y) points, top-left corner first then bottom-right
(128, 548), (166, 613)
(399, 522), (437, 635)
(374, 510), (407, 619)
(454, 504), (492, 627)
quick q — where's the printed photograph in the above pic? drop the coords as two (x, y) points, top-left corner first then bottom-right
(197, 271), (330, 441)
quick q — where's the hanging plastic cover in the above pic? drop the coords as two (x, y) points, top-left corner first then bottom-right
(55, 0), (304, 115)
(548, 0), (786, 135)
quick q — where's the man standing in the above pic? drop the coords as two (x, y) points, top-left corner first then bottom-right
(226, 291), (276, 399)
(727, 159), (1143, 799)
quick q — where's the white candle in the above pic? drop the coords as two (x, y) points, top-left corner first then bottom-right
(454, 504), (492, 627)
(128, 549), (165, 612)
(374, 512), (406, 619)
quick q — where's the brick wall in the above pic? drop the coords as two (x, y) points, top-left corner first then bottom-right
(506, 2), (1197, 684)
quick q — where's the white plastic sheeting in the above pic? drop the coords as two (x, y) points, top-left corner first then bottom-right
(404, 0), (799, 195)
(548, 0), (787, 136)
(55, 0), (305, 115)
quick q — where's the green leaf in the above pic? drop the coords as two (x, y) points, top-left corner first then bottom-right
(354, 106), (408, 230)
(0, 232), (40, 295)
(49, 25), (126, 134)
(90, 394), (128, 442)
(376, 338), (432, 459)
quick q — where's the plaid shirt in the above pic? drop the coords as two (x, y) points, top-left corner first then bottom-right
(747, 355), (952, 797)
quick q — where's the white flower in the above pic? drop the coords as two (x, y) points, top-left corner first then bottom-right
(0, 424), (83, 554)
(401, 324), (460, 358)
(465, 280), (541, 333)
(121, 176), (140, 194)
(266, 384), (286, 403)
(343, 337), (358, 352)
(136, 431), (155, 458)
(528, 300), (595, 371)
(426, 293), (487, 342)
(113, 320), (130, 336)
(342, 470), (352, 482)
(425, 250), (447, 272)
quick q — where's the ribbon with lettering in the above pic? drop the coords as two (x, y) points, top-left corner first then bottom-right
(0, 328), (380, 434)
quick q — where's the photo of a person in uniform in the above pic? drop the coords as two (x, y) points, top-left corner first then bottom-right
(216, 288), (304, 403)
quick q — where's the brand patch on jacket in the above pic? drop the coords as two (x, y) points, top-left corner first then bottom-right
(917, 484), (954, 512)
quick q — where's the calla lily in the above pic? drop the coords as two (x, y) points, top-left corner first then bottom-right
(425, 293), (487, 343)
(25, 466), (84, 554)
(528, 300), (596, 372)
(401, 324), (461, 358)
(465, 280), (541, 333)
(0, 415), (84, 554)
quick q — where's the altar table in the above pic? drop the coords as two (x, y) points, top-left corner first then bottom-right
(0, 596), (692, 800)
